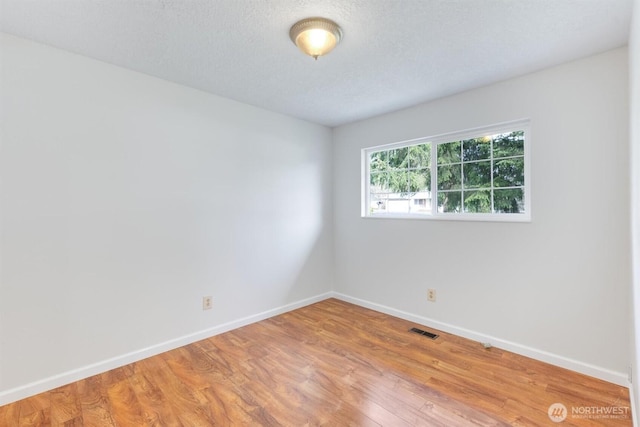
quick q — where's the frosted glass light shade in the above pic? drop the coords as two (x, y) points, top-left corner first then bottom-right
(290, 17), (343, 59)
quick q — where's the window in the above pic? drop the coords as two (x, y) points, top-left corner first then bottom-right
(363, 121), (530, 221)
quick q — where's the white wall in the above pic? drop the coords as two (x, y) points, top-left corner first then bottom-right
(333, 48), (630, 383)
(0, 33), (333, 403)
(629, 0), (640, 419)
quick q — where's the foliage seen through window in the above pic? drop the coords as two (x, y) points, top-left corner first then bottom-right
(366, 127), (527, 219)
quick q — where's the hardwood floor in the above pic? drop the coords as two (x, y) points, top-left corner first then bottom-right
(0, 298), (632, 426)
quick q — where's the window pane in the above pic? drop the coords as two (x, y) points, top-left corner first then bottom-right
(410, 195), (431, 213)
(463, 138), (491, 162)
(493, 131), (524, 158)
(370, 172), (390, 193)
(408, 167), (430, 192)
(463, 190), (491, 213)
(387, 193), (411, 213)
(438, 191), (461, 212)
(463, 161), (491, 189)
(437, 141), (461, 164)
(388, 147), (408, 170)
(494, 188), (524, 213)
(437, 164), (461, 190)
(408, 144), (430, 169)
(370, 150), (388, 173)
(389, 171), (409, 193)
(370, 193), (388, 214)
(493, 158), (524, 187)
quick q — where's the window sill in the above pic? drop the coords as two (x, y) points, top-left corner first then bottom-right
(362, 213), (531, 223)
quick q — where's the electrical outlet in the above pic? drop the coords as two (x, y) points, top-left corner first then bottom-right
(427, 289), (436, 302)
(202, 296), (213, 310)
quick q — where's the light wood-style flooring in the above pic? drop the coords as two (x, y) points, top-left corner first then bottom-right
(0, 298), (632, 426)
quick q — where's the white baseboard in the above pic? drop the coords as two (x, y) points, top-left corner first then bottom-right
(331, 292), (630, 387)
(0, 292), (332, 406)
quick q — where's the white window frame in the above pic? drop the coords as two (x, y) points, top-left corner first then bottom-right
(361, 120), (531, 222)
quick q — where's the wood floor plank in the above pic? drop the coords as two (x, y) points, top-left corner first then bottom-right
(105, 379), (146, 426)
(127, 364), (183, 426)
(144, 356), (226, 426)
(49, 384), (81, 426)
(75, 376), (116, 427)
(0, 298), (633, 426)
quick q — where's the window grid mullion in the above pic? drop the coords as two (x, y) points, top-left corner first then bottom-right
(490, 137), (495, 213)
(365, 152), (371, 216)
(406, 162), (410, 213)
(432, 142), (437, 214)
(460, 141), (464, 213)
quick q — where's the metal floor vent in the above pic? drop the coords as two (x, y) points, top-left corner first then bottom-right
(409, 327), (439, 340)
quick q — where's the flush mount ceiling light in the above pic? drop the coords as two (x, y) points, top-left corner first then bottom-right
(289, 17), (343, 60)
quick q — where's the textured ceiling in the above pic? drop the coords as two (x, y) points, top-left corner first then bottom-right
(0, 0), (633, 127)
